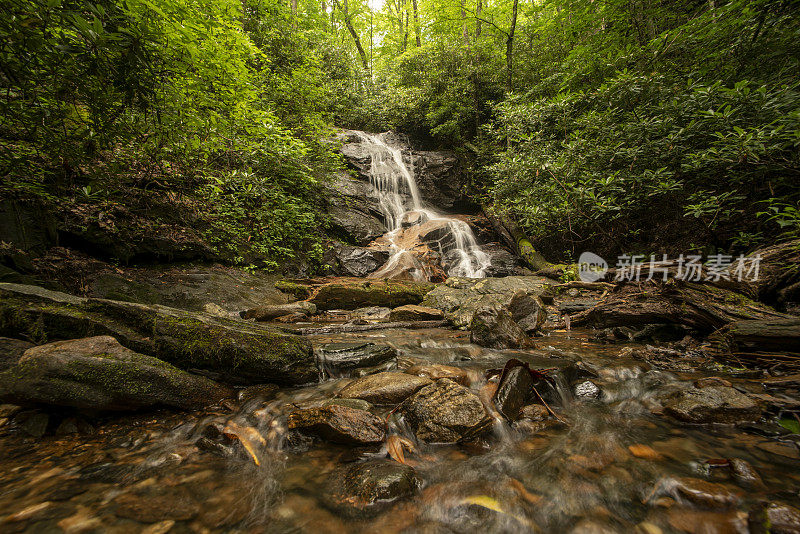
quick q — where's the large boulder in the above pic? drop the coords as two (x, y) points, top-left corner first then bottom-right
(508, 291), (547, 332)
(241, 301), (316, 321)
(0, 283), (316, 385)
(287, 405), (386, 444)
(308, 279), (435, 311)
(469, 306), (534, 350)
(323, 243), (390, 278)
(337, 372), (431, 405)
(388, 304), (444, 321)
(662, 386), (761, 424)
(398, 378), (492, 443)
(422, 276), (555, 328)
(0, 336), (230, 411)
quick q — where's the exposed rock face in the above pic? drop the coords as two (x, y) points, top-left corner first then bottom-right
(0, 283), (316, 385)
(323, 243), (390, 277)
(317, 342), (398, 375)
(0, 337), (34, 371)
(308, 279), (435, 311)
(508, 291), (547, 332)
(388, 304), (444, 321)
(287, 405), (385, 444)
(399, 378), (492, 443)
(422, 276), (555, 328)
(0, 336), (230, 411)
(662, 386), (761, 424)
(470, 306), (534, 349)
(322, 172), (387, 246)
(241, 301), (316, 321)
(481, 243), (529, 277)
(323, 459), (419, 517)
(337, 372), (431, 405)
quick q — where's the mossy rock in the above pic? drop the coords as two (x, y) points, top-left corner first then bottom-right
(308, 279), (436, 311)
(0, 283), (316, 385)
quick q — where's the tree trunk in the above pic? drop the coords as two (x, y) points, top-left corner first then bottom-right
(412, 0), (421, 46)
(334, 0), (369, 70)
(461, 0), (469, 46)
(475, 0), (482, 40)
(506, 0), (518, 92)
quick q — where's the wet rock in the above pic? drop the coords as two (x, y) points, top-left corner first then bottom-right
(399, 378), (492, 443)
(669, 477), (743, 508)
(0, 336), (231, 411)
(493, 365), (534, 421)
(628, 444), (663, 460)
(558, 300), (600, 315)
(389, 304), (444, 321)
(318, 342), (398, 375)
(728, 458), (764, 489)
(573, 380), (602, 399)
(667, 508), (749, 534)
(114, 488), (200, 522)
(308, 279), (435, 311)
(0, 283), (316, 385)
(323, 398), (373, 411)
(351, 306), (392, 320)
(0, 337), (34, 371)
(482, 243), (529, 277)
(323, 459), (420, 517)
(422, 276), (555, 328)
(324, 243), (391, 278)
(287, 405), (385, 444)
(241, 301), (316, 321)
(470, 306), (534, 349)
(519, 404), (550, 421)
(662, 386), (761, 424)
(750, 502), (800, 534)
(237, 384), (279, 403)
(322, 171), (387, 246)
(694, 377), (733, 388)
(337, 372), (431, 405)
(196, 437), (235, 458)
(20, 412), (49, 438)
(404, 363), (469, 385)
(508, 291), (547, 332)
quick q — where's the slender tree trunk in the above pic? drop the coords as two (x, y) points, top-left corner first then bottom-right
(412, 0), (421, 46)
(291, 0), (297, 16)
(334, 0), (369, 70)
(475, 0), (482, 40)
(461, 0), (469, 46)
(403, 11), (409, 51)
(506, 0), (518, 92)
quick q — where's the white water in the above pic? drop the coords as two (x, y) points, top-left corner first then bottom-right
(356, 131), (490, 280)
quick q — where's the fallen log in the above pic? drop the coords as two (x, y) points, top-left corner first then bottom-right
(708, 317), (800, 370)
(287, 320), (448, 335)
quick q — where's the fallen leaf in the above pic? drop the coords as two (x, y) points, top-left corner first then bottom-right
(386, 434), (416, 464)
(223, 420), (266, 466)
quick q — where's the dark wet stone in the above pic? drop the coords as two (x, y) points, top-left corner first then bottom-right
(728, 458), (764, 489)
(323, 459), (419, 517)
(750, 502), (800, 534)
(558, 300), (599, 315)
(236, 384), (278, 403)
(323, 243), (391, 278)
(399, 378), (492, 443)
(337, 372), (431, 405)
(508, 291), (547, 333)
(318, 342), (398, 374)
(493, 365), (534, 421)
(20, 412), (49, 438)
(519, 404), (550, 421)
(0, 336), (231, 411)
(469, 306), (533, 349)
(114, 488), (200, 522)
(0, 337), (34, 371)
(287, 405), (385, 444)
(662, 386), (761, 424)
(196, 437), (235, 458)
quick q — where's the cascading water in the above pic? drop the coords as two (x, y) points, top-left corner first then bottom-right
(356, 131), (491, 280)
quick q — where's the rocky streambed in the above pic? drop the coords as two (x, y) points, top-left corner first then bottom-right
(0, 272), (799, 533)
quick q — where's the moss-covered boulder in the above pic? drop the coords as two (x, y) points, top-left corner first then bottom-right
(0, 336), (231, 411)
(308, 279), (436, 311)
(0, 283), (316, 385)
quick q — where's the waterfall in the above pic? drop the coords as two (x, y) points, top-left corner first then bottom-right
(356, 131), (490, 280)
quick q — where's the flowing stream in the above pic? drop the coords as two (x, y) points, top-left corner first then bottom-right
(356, 132), (490, 280)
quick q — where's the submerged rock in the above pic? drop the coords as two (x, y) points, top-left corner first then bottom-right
(337, 372), (431, 405)
(404, 362), (469, 385)
(388, 304), (444, 321)
(0, 283), (316, 385)
(669, 477), (743, 508)
(0, 336), (231, 411)
(323, 459), (420, 517)
(399, 378), (492, 443)
(287, 405), (385, 444)
(470, 306), (534, 349)
(318, 342), (398, 375)
(662, 386), (761, 424)
(308, 279), (435, 311)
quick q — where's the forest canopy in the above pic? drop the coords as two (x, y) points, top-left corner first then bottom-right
(2, 0), (798, 268)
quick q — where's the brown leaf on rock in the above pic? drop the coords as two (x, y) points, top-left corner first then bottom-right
(386, 434), (416, 464)
(223, 420), (266, 466)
